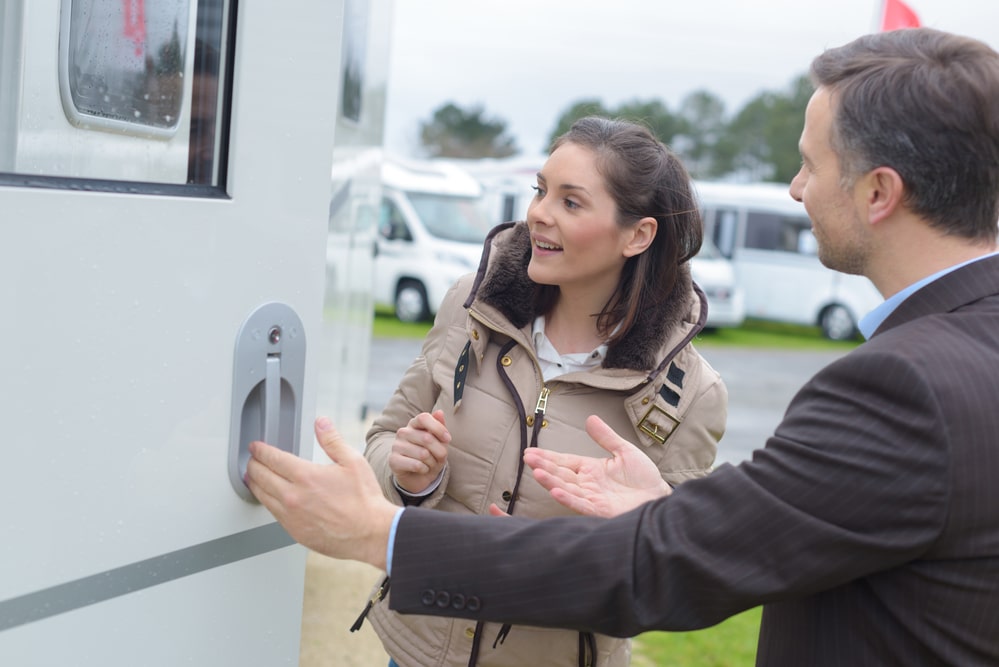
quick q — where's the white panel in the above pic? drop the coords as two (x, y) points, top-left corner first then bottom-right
(0, 0), (363, 662)
(0, 547), (307, 666)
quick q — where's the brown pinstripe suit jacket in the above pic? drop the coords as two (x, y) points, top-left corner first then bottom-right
(388, 255), (999, 666)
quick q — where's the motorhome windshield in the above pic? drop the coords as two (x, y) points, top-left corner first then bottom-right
(408, 192), (493, 243)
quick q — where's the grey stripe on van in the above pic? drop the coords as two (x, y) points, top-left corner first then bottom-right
(0, 522), (295, 632)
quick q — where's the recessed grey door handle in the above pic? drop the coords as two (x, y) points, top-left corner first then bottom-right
(228, 303), (306, 502)
(264, 354), (281, 447)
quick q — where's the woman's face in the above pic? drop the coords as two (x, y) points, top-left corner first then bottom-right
(526, 143), (636, 297)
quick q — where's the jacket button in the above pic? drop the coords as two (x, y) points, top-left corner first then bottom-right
(465, 627), (476, 639)
(435, 591), (451, 608)
(472, 329), (480, 340)
(526, 415), (535, 426)
(451, 593), (466, 610)
(421, 589), (436, 606)
(467, 596), (482, 611)
(501, 490), (512, 502)
(501, 355), (512, 366)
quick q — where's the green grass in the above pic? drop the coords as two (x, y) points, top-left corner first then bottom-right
(632, 607), (762, 667)
(696, 318), (862, 350)
(373, 305), (862, 351)
(372, 305), (434, 338)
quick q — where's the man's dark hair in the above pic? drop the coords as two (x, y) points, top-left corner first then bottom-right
(811, 28), (999, 241)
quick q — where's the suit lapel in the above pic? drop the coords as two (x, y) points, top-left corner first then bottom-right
(874, 254), (999, 337)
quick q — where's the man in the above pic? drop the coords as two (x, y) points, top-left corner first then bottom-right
(247, 28), (999, 665)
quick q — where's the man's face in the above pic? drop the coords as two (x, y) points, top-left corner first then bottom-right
(789, 87), (870, 276)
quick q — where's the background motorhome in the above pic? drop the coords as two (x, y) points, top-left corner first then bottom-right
(693, 238), (746, 328)
(373, 157), (495, 322)
(695, 180), (884, 340)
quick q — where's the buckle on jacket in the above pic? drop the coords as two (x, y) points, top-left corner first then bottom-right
(638, 404), (680, 444)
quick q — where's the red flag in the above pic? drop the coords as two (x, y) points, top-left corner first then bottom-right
(881, 0), (921, 31)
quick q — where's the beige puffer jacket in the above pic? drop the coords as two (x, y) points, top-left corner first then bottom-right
(361, 221), (728, 667)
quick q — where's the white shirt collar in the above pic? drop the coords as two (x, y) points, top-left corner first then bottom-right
(532, 315), (608, 380)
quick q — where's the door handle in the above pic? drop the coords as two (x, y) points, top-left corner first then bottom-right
(264, 353), (281, 447)
(228, 303), (306, 502)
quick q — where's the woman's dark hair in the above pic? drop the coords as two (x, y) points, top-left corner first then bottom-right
(534, 116), (702, 345)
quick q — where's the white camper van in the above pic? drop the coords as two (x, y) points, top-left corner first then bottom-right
(374, 158), (495, 322)
(694, 180), (883, 340)
(0, 0), (390, 664)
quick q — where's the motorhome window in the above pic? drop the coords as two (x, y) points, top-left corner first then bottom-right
(744, 211), (815, 254)
(407, 193), (493, 244)
(710, 208), (739, 258)
(0, 0), (229, 190)
(186, 0), (227, 186)
(340, 0), (368, 123)
(62, 0), (190, 136)
(380, 198), (413, 241)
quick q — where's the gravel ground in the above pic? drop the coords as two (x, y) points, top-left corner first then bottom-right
(300, 553), (389, 667)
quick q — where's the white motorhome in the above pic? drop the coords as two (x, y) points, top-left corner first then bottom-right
(1, 0), (391, 664)
(373, 157), (495, 321)
(694, 180), (884, 340)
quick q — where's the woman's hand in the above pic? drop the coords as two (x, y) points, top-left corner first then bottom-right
(389, 409), (451, 494)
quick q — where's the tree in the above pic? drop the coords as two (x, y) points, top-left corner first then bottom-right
(547, 98), (682, 155)
(546, 98), (613, 149)
(538, 71), (812, 182)
(420, 103), (518, 158)
(615, 98), (683, 146)
(719, 74), (811, 182)
(672, 90), (727, 179)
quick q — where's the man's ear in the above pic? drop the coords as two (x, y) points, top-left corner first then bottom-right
(623, 217), (658, 257)
(862, 167), (905, 225)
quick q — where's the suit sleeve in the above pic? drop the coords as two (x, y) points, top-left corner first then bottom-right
(387, 349), (950, 636)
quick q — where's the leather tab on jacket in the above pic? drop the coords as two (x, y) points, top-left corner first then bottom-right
(453, 339), (471, 409)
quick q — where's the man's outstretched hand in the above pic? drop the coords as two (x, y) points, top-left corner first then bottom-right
(524, 415), (671, 517)
(246, 417), (397, 570)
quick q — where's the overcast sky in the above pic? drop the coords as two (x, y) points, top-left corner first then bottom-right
(382, 0), (999, 158)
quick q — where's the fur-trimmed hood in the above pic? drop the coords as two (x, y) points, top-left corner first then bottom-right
(465, 221), (704, 372)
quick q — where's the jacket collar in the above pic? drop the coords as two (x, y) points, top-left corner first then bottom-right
(465, 221), (699, 371)
(874, 254), (999, 337)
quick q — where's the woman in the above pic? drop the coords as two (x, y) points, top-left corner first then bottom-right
(359, 117), (727, 667)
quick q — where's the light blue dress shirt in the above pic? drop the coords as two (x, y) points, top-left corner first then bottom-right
(858, 252), (999, 338)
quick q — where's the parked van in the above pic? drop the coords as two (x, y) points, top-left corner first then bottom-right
(691, 238), (746, 328)
(694, 180), (883, 340)
(374, 158), (495, 322)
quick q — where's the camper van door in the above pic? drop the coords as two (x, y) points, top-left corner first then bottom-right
(0, 1), (388, 663)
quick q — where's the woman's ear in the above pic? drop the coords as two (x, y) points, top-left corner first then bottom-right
(623, 217), (658, 257)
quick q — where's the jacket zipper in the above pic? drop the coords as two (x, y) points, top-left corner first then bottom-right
(535, 386), (550, 415)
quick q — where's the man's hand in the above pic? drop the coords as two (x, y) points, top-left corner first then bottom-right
(245, 417), (398, 570)
(523, 415), (671, 517)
